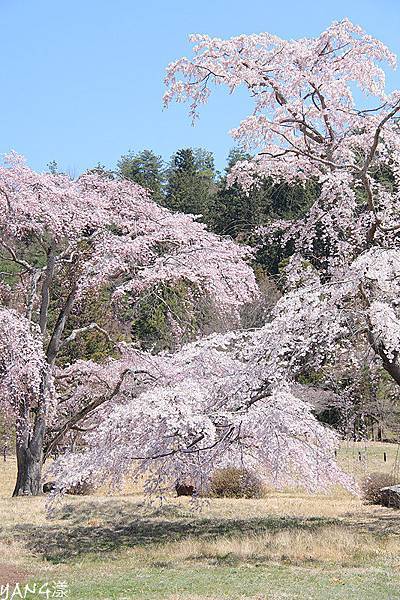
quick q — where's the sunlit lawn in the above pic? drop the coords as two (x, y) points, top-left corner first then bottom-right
(1, 443), (400, 599)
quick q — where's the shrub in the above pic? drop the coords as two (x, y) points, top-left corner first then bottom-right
(361, 472), (395, 505)
(175, 480), (196, 496)
(209, 467), (264, 499)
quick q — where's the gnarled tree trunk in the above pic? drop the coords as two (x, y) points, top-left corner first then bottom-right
(12, 370), (48, 497)
(13, 412), (45, 497)
(13, 417), (45, 496)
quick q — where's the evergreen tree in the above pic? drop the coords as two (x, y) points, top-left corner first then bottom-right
(212, 148), (316, 239)
(165, 148), (216, 222)
(117, 149), (165, 203)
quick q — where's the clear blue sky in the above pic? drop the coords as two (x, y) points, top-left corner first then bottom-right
(0, 0), (399, 174)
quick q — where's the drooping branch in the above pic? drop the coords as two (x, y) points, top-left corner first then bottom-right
(369, 332), (400, 387)
(359, 283), (400, 387)
(44, 368), (154, 460)
(363, 100), (400, 175)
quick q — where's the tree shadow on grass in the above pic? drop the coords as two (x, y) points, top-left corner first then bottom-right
(344, 505), (400, 536)
(7, 498), (337, 563)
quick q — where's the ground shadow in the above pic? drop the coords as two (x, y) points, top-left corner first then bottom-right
(6, 498), (336, 563)
(344, 505), (400, 536)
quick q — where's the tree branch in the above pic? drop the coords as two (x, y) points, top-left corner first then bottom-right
(25, 269), (42, 322)
(61, 322), (115, 348)
(46, 284), (78, 366)
(44, 368), (154, 460)
(39, 242), (56, 335)
(0, 238), (34, 272)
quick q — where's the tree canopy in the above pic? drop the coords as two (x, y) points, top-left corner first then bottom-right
(2, 18), (400, 499)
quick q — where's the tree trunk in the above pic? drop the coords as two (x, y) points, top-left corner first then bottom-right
(13, 414), (45, 497)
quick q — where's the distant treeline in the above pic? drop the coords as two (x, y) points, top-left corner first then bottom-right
(50, 147), (317, 274)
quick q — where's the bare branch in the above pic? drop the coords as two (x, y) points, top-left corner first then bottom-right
(0, 238), (34, 272)
(61, 322), (115, 348)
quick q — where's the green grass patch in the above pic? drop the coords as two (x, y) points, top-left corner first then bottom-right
(53, 564), (400, 599)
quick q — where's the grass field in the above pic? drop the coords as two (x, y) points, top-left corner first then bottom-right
(1, 442), (400, 599)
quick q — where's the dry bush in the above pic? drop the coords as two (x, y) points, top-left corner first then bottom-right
(361, 472), (395, 505)
(209, 467), (264, 499)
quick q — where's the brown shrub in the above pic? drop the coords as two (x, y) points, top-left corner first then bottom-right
(209, 467), (264, 499)
(361, 472), (395, 505)
(175, 481), (196, 497)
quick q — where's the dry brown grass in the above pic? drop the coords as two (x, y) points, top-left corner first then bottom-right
(1, 442), (400, 599)
(125, 523), (400, 567)
(1, 489), (396, 565)
(0, 456), (16, 497)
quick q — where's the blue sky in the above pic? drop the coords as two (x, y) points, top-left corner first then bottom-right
(0, 0), (399, 174)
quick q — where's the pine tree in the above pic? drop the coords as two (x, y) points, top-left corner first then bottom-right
(117, 149), (165, 203)
(165, 148), (216, 222)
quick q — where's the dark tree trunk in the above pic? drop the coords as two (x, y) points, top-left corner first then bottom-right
(11, 250), (77, 497)
(13, 415), (45, 497)
(12, 385), (46, 499)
